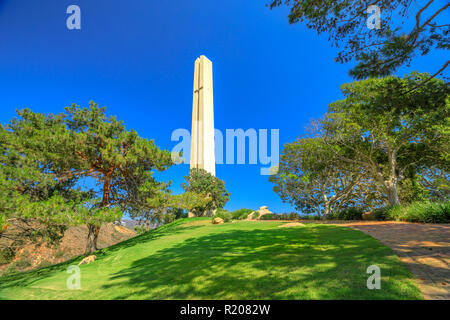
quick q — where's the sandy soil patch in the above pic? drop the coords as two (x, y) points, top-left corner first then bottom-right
(278, 222), (305, 228)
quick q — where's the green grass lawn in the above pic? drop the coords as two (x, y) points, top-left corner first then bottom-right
(0, 218), (422, 300)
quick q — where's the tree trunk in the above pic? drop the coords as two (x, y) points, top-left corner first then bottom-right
(85, 168), (112, 254)
(322, 193), (331, 220)
(85, 224), (101, 254)
(322, 203), (331, 220)
(386, 148), (401, 206)
(386, 183), (401, 206)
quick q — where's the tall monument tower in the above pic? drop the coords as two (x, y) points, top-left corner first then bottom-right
(190, 55), (216, 176)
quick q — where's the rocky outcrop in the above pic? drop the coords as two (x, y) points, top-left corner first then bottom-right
(258, 206), (272, 217)
(247, 206), (273, 220)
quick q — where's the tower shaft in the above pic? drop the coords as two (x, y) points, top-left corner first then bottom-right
(190, 56), (215, 176)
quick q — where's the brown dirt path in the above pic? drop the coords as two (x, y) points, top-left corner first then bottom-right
(339, 222), (450, 300)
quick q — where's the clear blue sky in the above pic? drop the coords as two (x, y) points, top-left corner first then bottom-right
(0, 1), (446, 212)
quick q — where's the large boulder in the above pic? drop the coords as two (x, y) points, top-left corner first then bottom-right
(212, 217), (224, 225)
(258, 206), (272, 217)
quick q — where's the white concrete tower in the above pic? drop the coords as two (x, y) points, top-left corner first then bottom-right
(190, 55), (215, 176)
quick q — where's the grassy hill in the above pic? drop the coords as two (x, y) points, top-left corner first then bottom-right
(0, 218), (422, 300)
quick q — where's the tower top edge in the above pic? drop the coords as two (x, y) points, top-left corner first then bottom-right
(199, 55), (212, 63)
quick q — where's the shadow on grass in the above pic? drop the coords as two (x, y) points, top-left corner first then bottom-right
(101, 225), (422, 300)
(98, 219), (207, 257)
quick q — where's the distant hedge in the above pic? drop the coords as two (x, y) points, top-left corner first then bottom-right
(386, 202), (449, 223)
(333, 202), (450, 223)
(232, 202), (450, 223)
(213, 208), (233, 223)
(260, 212), (302, 220)
(330, 207), (364, 221)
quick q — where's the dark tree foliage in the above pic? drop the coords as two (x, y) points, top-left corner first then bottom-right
(323, 72), (449, 205)
(1, 102), (174, 256)
(181, 168), (230, 216)
(63, 102), (173, 253)
(269, 0), (449, 83)
(0, 110), (93, 260)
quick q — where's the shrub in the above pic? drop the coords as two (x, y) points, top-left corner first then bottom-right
(260, 212), (302, 220)
(55, 250), (65, 258)
(0, 248), (15, 265)
(333, 207), (364, 220)
(231, 208), (253, 220)
(387, 202), (450, 223)
(1, 262), (18, 276)
(134, 225), (148, 235)
(278, 213), (287, 220)
(260, 214), (277, 220)
(371, 206), (392, 221)
(300, 215), (322, 220)
(37, 260), (52, 269)
(287, 212), (301, 220)
(15, 258), (31, 270)
(214, 209), (232, 223)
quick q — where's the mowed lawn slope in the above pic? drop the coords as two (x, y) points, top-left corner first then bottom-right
(0, 218), (422, 300)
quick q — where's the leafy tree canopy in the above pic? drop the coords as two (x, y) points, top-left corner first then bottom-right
(63, 102), (174, 252)
(322, 72), (449, 205)
(269, 0), (449, 82)
(167, 191), (212, 217)
(181, 168), (230, 215)
(1, 102), (174, 254)
(0, 109), (93, 256)
(270, 135), (374, 218)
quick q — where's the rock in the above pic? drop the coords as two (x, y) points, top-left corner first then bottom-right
(246, 211), (256, 220)
(247, 206), (273, 220)
(114, 225), (135, 236)
(362, 212), (373, 221)
(78, 255), (97, 266)
(258, 206), (272, 218)
(212, 218), (224, 225)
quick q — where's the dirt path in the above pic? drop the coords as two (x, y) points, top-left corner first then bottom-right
(340, 222), (450, 300)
